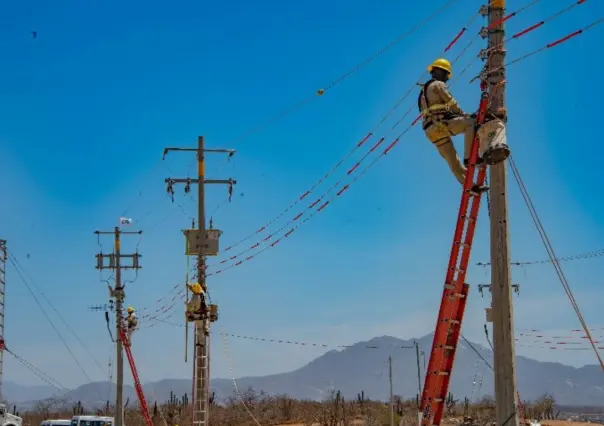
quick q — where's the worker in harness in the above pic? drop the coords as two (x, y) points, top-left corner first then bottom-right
(125, 306), (137, 343)
(418, 58), (489, 195)
(186, 281), (207, 322)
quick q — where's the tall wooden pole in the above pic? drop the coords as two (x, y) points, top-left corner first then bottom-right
(487, 1), (520, 425)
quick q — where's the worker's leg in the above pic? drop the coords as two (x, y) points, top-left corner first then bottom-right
(426, 125), (466, 186)
(445, 117), (476, 163)
(435, 139), (467, 185)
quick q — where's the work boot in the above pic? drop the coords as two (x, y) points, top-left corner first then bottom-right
(469, 184), (489, 196)
(483, 145), (510, 165)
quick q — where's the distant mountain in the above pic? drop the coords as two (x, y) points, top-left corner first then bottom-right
(7, 335), (604, 410)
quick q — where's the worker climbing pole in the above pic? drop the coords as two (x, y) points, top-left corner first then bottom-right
(95, 227), (142, 426)
(418, 5), (512, 425)
(163, 136), (236, 426)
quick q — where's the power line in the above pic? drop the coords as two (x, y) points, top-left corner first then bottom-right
(6, 253), (102, 399)
(453, 0), (590, 83)
(8, 251), (107, 375)
(509, 155), (604, 371)
(477, 248), (604, 267)
(223, 0), (463, 147)
(6, 348), (66, 391)
(470, 17), (604, 84)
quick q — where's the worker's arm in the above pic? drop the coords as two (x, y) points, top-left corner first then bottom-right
(432, 81), (464, 115)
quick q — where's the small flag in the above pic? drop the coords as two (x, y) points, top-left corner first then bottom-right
(119, 217), (133, 225)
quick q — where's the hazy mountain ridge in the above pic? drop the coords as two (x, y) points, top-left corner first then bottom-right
(7, 335), (604, 410)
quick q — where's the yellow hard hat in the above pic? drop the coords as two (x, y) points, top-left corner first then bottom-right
(190, 282), (203, 294)
(127, 306), (134, 313)
(428, 58), (452, 76)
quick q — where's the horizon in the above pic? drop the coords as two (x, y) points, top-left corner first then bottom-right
(4, 333), (601, 389)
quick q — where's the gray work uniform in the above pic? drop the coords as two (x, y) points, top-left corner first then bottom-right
(418, 79), (476, 185)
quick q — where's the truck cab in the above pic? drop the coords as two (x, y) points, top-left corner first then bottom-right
(0, 404), (22, 426)
(70, 416), (113, 426)
(41, 420), (71, 426)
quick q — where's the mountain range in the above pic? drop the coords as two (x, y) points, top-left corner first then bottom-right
(7, 335), (604, 410)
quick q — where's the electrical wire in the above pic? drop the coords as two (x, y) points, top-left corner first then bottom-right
(477, 247), (604, 266)
(469, 17), (604, 84)
(453, 0), (589, 84)
(6, 253), (104, 400)
(460, 334), (493, 371)
(224, 0), (462, 148)
(217, 6), (484, 256)
(7, 250), (106, 373)
(509, 156), (604, 370)
(5, 348), (67, 391)
(220, 331), (264, 426)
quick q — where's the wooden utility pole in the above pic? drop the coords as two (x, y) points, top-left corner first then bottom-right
(484, 1), (519, 425)
(389, 356), (394, 426)
(95, 227), (142, 426)
(414, 340), (422, 402)
(164, 136), (236, 426)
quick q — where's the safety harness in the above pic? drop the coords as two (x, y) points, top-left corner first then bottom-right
(417, 79), (458, 130)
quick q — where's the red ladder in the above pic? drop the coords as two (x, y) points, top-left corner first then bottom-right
(119, 328), (154, 426)
(419, 87), (490, 426)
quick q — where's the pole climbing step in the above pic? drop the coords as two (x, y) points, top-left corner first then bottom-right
(419, 88), (491, 426)
(119, 328), (154, 426)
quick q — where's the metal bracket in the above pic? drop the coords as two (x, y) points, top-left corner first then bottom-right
(479, 27), (489, 39)
(478, 48), (489, 61)
(478, 284), (520, 297)
(96, 253), (142, 270)
(479, 4), (489, 16)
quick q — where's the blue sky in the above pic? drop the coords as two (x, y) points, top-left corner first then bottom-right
(1, 0), (604, 393)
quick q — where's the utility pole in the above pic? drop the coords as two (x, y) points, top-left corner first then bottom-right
(164, 136), (236, 426)
(414, 340), (422, 402)
(483, 0), (519, 425)
(95, 227), (142, 426)
(0, 240), (6, 403)
(389, 356), (394, 426)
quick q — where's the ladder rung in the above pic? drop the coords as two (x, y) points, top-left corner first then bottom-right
(437, 371), (449, 376)
(444, 345), (455, 350)
(454, 241), (471, 248)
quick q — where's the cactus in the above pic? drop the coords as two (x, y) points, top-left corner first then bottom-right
(445, 392), (459, 415)
(72, 401), (84, 415)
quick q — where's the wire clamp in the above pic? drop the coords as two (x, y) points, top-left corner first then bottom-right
(479, 27), (489, 39)
(479, 4), (489, 17)
(478, 48), (489, 61)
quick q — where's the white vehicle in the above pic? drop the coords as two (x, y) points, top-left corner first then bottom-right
(41, 420), (71, 426)
(0, 404), (22, 426)
(70, 416), (113, 426)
